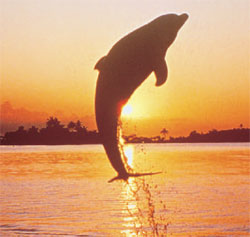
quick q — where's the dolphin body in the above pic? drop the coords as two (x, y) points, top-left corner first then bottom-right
(95, 13), (188, 182)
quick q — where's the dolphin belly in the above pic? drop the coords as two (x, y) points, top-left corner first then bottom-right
(95, 72), (129, 179)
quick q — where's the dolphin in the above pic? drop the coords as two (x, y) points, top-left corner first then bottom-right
(95, 13), (188, 182)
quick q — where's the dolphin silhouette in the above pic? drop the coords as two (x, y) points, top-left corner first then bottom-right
(95, 13), (188, 182)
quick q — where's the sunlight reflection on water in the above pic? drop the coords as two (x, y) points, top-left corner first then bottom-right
(124, 145), (134, 168)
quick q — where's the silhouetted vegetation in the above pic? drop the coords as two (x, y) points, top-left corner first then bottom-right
(124, 128), (250, 143)
(1, 117), (100, 145)
(166, 128), (250, 143)
(0, 118), (249, 145)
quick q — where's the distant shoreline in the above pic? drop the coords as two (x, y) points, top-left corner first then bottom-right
(1, 130), (249, 145)
(1, 117), (249, 145)
(0, 141), (249, 146)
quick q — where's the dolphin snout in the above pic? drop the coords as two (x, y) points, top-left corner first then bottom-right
(179, 13), (189, 22)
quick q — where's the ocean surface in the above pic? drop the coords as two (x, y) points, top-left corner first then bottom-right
(0, 143), (249, 236)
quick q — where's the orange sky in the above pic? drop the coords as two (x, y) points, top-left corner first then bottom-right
(1, 0), (249, 136)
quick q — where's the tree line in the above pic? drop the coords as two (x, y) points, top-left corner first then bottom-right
(0, 117), (249, 145)
(1, 117), (100, 145)
(123, 128), (249, 144)
(166, 128), (250, 143)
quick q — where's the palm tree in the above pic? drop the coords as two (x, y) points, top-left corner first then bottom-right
(160, 128), (168, 140)
(75, 120), (82, 131)
(67, 121), (76, 132)
(46, 117), (63, 129)
(74, 120), (87, 134)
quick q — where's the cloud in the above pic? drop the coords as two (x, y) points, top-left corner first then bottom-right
(0, 101), (49, 134)
(0, 101), (97, 135)
(1, 101), (49, 123)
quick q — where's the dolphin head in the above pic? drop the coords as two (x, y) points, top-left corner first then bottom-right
(155, 13), (188, 31)
(151, 13), (189, 47)
(177, 13), (189, 28)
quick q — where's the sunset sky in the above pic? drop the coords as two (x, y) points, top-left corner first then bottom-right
(1, 0), (249, 136)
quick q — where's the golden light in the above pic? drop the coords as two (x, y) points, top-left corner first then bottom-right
(121, 104), (133, 117)
(124, 145), (134, 168)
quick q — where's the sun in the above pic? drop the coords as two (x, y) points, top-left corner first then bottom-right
(121, 104), (133, 117)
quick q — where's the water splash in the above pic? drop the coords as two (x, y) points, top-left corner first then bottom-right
(118, 120), (133, 173)
(118, 122), (169, 236)
(122, 176), (169, 236)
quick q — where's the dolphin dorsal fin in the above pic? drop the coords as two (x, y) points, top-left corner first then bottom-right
(94, 56), (107, 71)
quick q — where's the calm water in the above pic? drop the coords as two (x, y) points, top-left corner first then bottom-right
(0, 143), (249, 236)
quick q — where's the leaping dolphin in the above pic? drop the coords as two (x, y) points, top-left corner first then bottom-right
(95, 13), (188, 182)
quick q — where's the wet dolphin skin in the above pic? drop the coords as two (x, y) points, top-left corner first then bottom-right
(95, 13), (188, 181)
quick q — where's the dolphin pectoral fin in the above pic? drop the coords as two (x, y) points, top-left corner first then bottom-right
(108, 171), (162, 183)
(154, 59), (168, 87)
(94, 56), (107, 71)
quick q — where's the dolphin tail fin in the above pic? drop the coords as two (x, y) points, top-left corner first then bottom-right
(108, 171), (162, 183)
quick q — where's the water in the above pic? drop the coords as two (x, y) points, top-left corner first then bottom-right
(0, 143), (249, 236)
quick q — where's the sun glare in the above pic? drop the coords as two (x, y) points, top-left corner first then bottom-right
(122, 104), (133, 117)
(124, 145), (134, 168)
